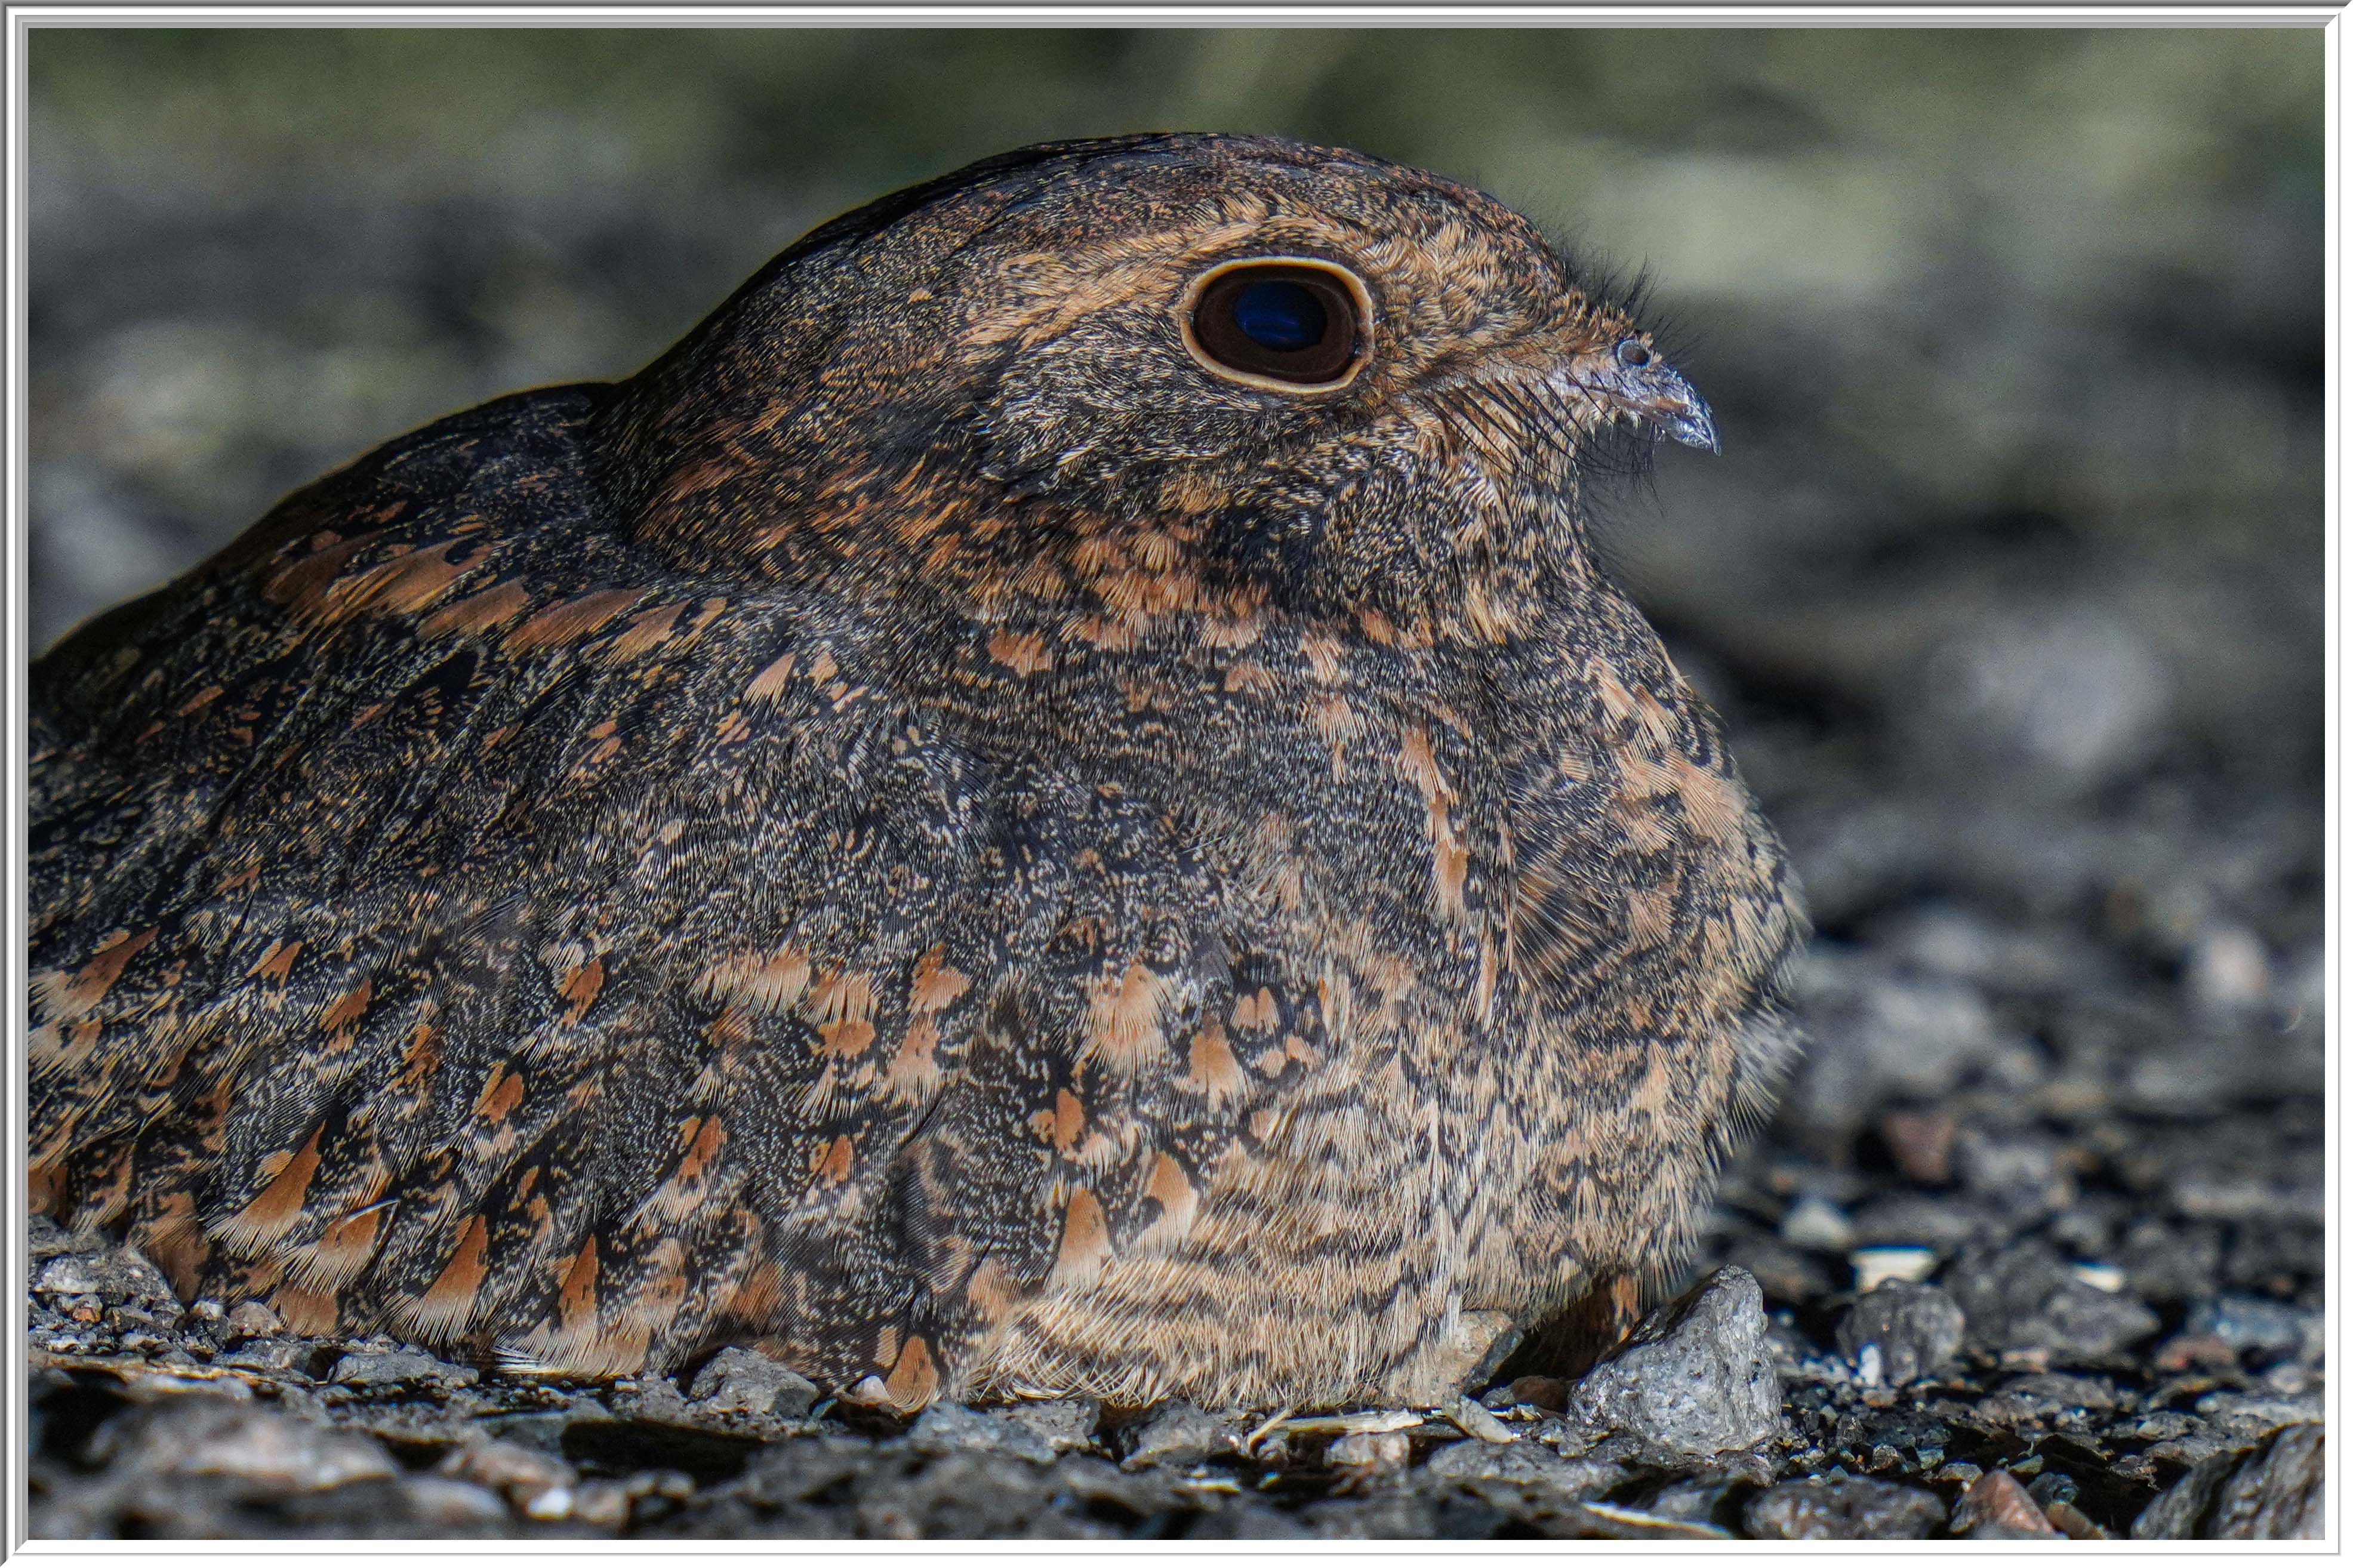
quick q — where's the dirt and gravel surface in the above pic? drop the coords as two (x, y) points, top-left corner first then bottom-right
(26, 29), (2325, 1541)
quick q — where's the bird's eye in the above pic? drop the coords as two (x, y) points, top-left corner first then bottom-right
(1615, 337), (1653, 368)
(1182, 258), (1368, 390)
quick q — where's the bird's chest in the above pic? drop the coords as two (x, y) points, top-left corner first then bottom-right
(1199, 612), (1778, 1173)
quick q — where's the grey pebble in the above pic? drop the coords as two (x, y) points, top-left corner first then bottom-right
(1836, 1280), (1964, 1386)
(327, 1349), (482, 1391)
(1422, 1435), (1628, 1499)
(1569, 1267), (1781, 1459)
(907, 1403), (1057, 1465)
(1116, 1400), (1226, 1470)
(686, 1345), (821, 1419)
(1744, 1475), (1947, 1539)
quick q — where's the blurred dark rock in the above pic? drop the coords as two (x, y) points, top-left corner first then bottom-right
(88, 1394), (399, 1494)
(2184, 1295), (2321, 1364)
(1836, 1281), (1964, 1387)
(1944, 1240), (2160, 1364)
(1781, 950), (2010, 1139)
(2132, 1422), (2324, 1541)
(1743, 1475), (1945, 1540)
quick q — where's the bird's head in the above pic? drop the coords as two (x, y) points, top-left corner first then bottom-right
(603, 134), (1714, 630)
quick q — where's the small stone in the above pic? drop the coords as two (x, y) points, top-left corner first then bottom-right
(1850, 1246), (1938, 1292)
(438, 1437), (577, 1507)
(219, 1340), (310, 1376)
(2185, 1294), (2319, 1361)
(104, 1397), (399, 1494)
(1272, 1409), (1420, 1437)
(1878, 1109), (1959, 1185)
(2193, 1388), (2325, 1441)
(908, 1402), (1055, 1464)
(2043, 1500), (2108, 1540)
(1447, 1394), (1516, 1444)
(685, 1345), (821, 1419)
(1951, 1469), (2059, 1538)
(35, 1255), (100, 1298)
(1118, 1400), (1225, 1471)
(1836, 1281), (1964, 1386)
(326, 1348), (481, 1390)
(2185, 925), (2271, 1016)
(2132, 1422), (2323, 1540)
(1422, 1437), (1627, 1499)
(999, 1397), (1101, 1454)
(1975, 1372), (2121, 1429)
(570, 1479), (635, 1529)
(224, 1301), (285, 1338)
(522, 1484), (575, 1521)
(400, 1475), (512, 1528)
(1954, 1126), (2077, 1219)
(1743, 1475), (1945, 1540)
(187, 1298), (227, 1323)
(1326, 1430), (1411, 1471)
(1569, 1268), (1781, 1459)
(1508, 1375), (1568, 1411)
(1779, 1195), (1858, 1252)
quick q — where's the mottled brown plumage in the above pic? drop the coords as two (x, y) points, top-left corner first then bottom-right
(30, 134), (1804, 1413)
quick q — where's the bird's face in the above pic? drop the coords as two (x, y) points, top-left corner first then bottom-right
(616, 135), (1715, 617)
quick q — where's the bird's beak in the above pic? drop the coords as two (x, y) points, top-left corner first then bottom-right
(1575, 353), (1720, 454)
(1642, 364), (1720, 453)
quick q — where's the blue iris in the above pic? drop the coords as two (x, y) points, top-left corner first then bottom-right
(1229, 280), (1327, 352)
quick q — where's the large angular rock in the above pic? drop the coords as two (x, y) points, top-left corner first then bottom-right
(1568, 1268), (1781, 1459)
(2133, 1423), (2324, 1540)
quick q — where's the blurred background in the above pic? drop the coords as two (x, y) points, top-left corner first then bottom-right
(29, 28), (2323, 1326)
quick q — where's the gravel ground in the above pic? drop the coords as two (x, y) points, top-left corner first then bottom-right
(26, 29), (2324, 1542)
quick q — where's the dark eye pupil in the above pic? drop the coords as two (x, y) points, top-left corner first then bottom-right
(1616, 338), (1653, 368)
(1187, 264), (1363, 387)
(1230, 281), (1326, 352)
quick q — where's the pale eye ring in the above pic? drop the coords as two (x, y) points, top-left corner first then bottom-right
(1615, 337), (1653, 368)
(1180, 256), (1371, 392)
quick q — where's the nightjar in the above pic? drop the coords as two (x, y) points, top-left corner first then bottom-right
(30, 134), (1805, 1413)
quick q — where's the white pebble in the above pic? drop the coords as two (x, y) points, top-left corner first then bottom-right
(1781, 1196), (1858, 1252)
(1850, 1246), (1938, 1291)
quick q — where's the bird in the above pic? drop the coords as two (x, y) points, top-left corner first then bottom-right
(28, 133), (1804, 1415)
